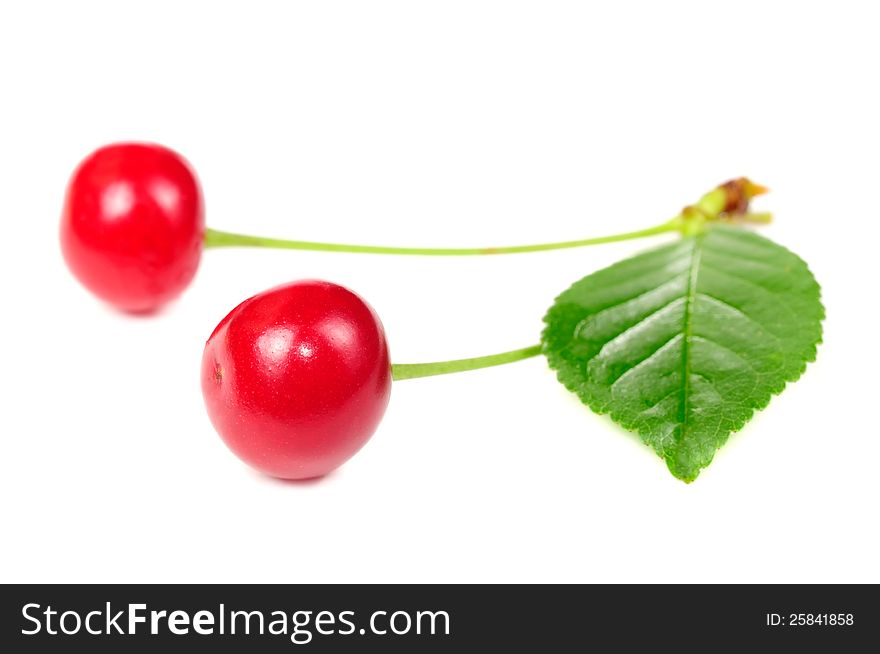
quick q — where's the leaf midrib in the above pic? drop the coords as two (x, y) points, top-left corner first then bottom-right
(677, 234), (705, 445)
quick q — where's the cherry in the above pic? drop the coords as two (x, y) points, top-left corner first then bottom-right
(60, 143), (204, 313)
(201, 280), (392, 479)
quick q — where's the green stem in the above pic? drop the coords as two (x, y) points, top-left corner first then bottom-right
(204, 220), (679, 256)
(392, 344), (542, 381)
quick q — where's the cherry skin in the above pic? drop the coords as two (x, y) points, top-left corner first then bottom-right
(201, 280), (392, 480)
(60, 142), (205, 313)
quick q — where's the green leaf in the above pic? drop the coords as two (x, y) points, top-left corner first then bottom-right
(541, 224), (824, 482)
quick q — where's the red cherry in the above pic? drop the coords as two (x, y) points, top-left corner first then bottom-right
(201, 280), (392, 479)
(60, 143), (205, 313)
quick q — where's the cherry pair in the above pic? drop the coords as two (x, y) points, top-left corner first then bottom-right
(61, 143), (765, 480)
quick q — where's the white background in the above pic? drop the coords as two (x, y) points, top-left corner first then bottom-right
(1, 1), (878, 583)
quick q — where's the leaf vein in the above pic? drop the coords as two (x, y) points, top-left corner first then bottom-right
(700, 260), (779, 294)
(700, 261), (801, 325)
(638, 388), (679, 415)
(690, 335), (760, 374)
(703, 237), (783, 266)
(609, 333), (683, 388)
(589, 295), (684, 355)
(580, 271), (687, 320)
(695, 292), (782, 341)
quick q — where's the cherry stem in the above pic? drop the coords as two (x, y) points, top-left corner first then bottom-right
(391, 344), (542, 381)
(204, 221), (679, 256)
(204, 178), (771, 256)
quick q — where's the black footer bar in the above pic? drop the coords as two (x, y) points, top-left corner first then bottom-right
(1, 584), (876, 651)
